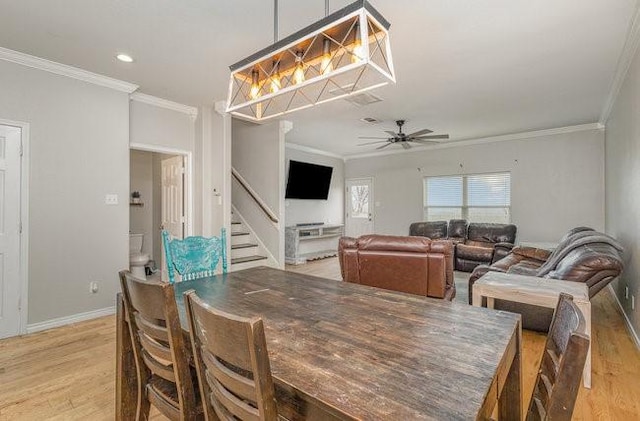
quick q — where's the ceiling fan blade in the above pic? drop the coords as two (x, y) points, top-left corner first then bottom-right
(358, 136), (390, 139)
(401, 142), (411, 150)
(410, 134), (450, 140)
(405, 128), (433, 137)
(410, 139), (440, 144)
(376, 142), (393, 150)
(358, 140), (390, 146)
(384, 131), (398, 137)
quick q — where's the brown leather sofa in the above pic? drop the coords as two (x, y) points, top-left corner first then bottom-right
(468, 227), (624, 331)
(409, 220), (517, 272)
(338, 235), (456, 300)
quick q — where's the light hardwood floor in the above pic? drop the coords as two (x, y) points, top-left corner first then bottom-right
(0, 258), (638, 420)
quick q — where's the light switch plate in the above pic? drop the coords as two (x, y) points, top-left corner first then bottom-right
(105, 194), (118, 205)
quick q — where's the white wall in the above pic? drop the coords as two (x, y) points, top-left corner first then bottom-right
(285, 147), (344, 226)
(130, 150), (154, 257)
(129, 100), (200, 234)
(232, 119), (284, 264)
(604, 40), (640, 339)
(0, 60), (129, 324)
(345, 128), (605, 242)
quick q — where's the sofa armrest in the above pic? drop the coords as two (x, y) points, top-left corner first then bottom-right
(512, 246), (552, 262)
(491, 242), (515, 264)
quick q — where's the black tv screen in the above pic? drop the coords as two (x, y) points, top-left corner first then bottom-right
(285, 160), (333, 200)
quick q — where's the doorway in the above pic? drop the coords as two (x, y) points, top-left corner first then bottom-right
(345, 178), (374, 237)
(129, 145), (192, 280)
(0, 122), (28, 339)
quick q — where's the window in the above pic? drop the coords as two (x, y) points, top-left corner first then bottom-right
(424, 172), (511, 223)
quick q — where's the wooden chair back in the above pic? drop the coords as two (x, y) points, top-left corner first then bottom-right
(184, 290), (278, 421)
(163, 228), (228, 284)
(119, 270), (200, 421)
(526, 292), (590, 421)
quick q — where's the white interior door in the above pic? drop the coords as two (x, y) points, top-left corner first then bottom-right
(0, 125), (22, 339)
(160, 155), (184, 278)
(345, 178), (374, 237)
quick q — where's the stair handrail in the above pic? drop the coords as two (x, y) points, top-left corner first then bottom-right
(231, 167), (279, 224)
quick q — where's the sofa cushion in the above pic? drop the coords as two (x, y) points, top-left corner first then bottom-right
(456, 243), (494, 261)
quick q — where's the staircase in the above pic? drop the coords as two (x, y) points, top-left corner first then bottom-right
(229, 211), (271, 271)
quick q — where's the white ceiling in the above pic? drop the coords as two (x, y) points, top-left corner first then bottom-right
(0, 0), (636, 156)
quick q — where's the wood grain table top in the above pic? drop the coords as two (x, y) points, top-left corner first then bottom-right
(474, 272), (589, 305)
(173, 266), (521, 420)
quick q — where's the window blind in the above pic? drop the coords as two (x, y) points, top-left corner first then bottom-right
(424, 172), (511, 223)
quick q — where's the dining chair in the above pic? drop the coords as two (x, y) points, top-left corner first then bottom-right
(162, 228), (227, 284)
(184, 289), (279, 421)
(526, 292), (590, 421)
(119, 270), (202, 421)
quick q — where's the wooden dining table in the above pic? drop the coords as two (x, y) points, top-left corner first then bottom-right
(117, 266), (522, 420)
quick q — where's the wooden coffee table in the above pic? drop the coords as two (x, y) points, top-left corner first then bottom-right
(472, 271), (592, 388)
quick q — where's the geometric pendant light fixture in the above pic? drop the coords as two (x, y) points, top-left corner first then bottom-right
(226, 0), (395, 122)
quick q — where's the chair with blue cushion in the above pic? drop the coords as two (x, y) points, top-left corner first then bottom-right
(162, 228), (227, 284)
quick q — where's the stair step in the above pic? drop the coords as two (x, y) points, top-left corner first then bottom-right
(231, 231), (250, 236)
(231, 255), (268, 265)
(231, 243), (258, 250)
(231, 221), (241, 225)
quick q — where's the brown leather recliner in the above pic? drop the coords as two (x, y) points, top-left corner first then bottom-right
(468, 227), (624, 331)
(338, 235), (456, 300)
(455, 223), (518, 272)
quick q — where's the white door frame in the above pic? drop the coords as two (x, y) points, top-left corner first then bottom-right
(345, 177), (375, 236)
(0, 118), (30, 335)
(129, 143), (193, 237)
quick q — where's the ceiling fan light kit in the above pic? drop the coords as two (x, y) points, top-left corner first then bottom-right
(226, 0), (395, 122)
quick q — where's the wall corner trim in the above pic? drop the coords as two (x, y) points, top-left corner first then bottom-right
(599, 1), (640, 124)
(0, 46), (139, 93)
(608, 284), (640, 351)
(343, 123), (603, 161)
(130, 92), (198, 120)
(26, 306), (116, 334)
(285, 142), (345, 160)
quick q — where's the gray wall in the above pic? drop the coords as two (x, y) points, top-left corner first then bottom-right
(346, 129), (605, 242)
(604, 42), (640, 339)
(0, 60), (129, 324)
(285, 147), (344, 226)
(130, 150), (154, 258)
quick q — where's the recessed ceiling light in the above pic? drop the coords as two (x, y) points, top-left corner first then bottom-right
(116, 54), (134, 63)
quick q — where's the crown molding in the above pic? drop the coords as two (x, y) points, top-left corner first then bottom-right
(344, 123), (604, 161)
(600, 0), (640, 124)
(130, 92), (198, 120)
(0, 46), (138, 93)
(285, 142), (345, 160)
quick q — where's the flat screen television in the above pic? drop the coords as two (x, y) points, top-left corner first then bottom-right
(285, 160), (333, 200)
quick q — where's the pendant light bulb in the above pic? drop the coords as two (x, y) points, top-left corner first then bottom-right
(321, 38), (333, 75)
(249, 69), (261, 100)
(270, 61), (282, 93)
(351, 21), (364, 64)
(293, 51), (305, 85)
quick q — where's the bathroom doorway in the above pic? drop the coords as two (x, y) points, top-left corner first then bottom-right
(129, 145), (192, 280)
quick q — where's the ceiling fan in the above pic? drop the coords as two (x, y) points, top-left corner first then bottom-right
(358, 120), (449, 150)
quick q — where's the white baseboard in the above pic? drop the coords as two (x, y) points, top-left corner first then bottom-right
(26, 306), (116, 334)
(608, 284), (640, 350)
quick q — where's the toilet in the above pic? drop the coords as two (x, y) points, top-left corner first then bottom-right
(129, 233), (150, 278)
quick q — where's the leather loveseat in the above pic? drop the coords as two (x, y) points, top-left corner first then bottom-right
(409, 220), (517, 272)
(468, 227), (624, 331)
(338, 235), (456, 300)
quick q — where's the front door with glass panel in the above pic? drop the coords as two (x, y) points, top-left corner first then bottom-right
(345, 178), (374, 237)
